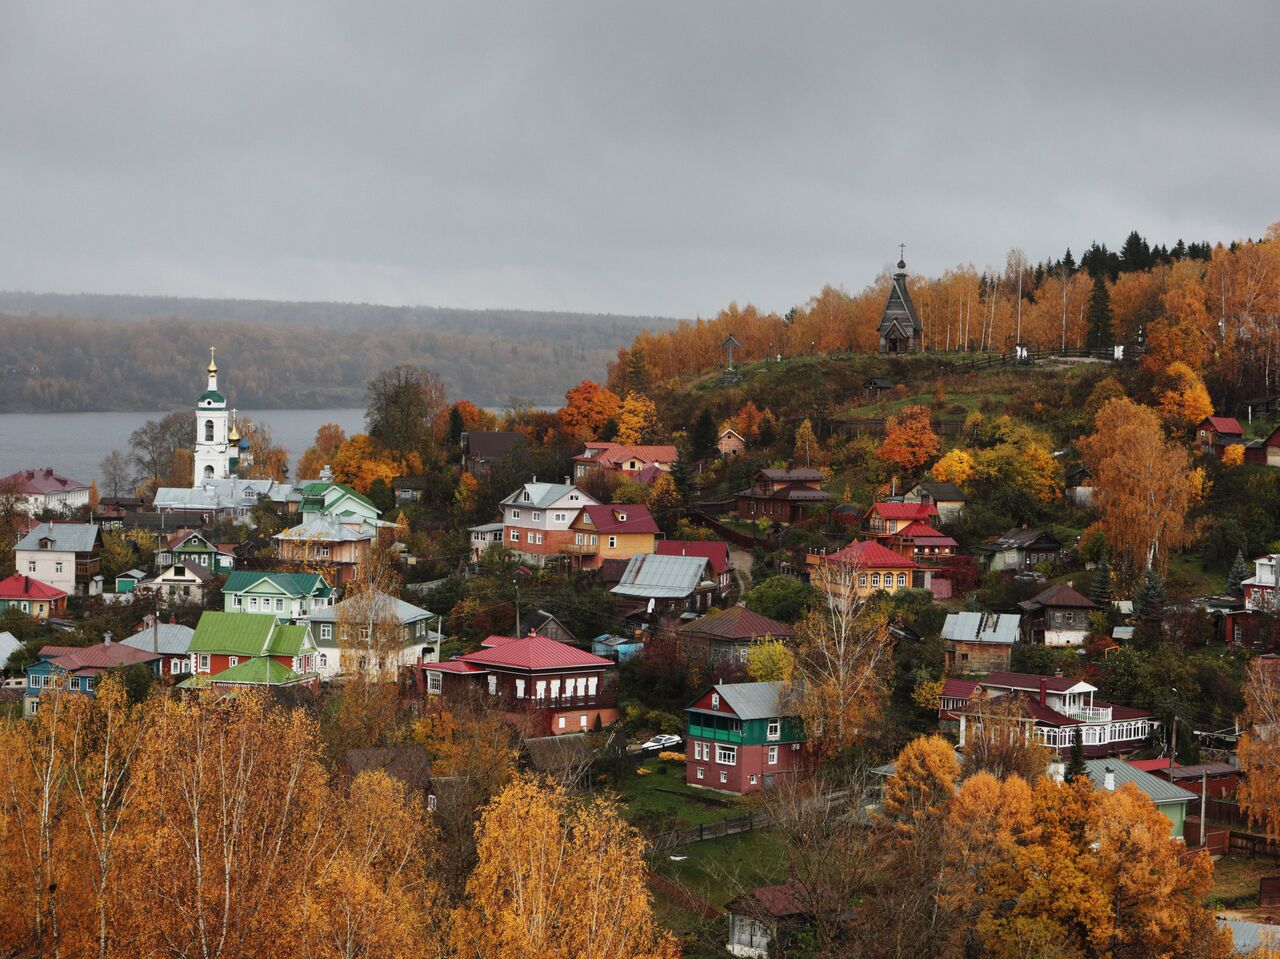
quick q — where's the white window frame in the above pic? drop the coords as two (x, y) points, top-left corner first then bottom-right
(511, 509), (521, 519)
(767, 719), (781, 740)
(510, 529), (520, 542)
(198, 654), (210, 672)
(228, 656), (238, 668)
(716, 744), (737, 765)
(608, 536), (617, 549)
(768, 745), (779, 765)
(427, 672), (442, 694)
(711, 693), (720, 709)
(532, 511), (542, 521)
(720, 770), (728, 784)
(233, 595), (243, 608)
(696, 767), (704, 780)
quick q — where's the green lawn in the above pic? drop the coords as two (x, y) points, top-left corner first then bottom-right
(616, 759), (746, 832)
(653, 828), (791, 909)
(1208, 855), (1277, 909)
(1166, 553), (1226, 598)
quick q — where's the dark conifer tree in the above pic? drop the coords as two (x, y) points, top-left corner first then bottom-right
(1086, 274), (1114, 349)
(1229, 550), (1250, 597)
(1090, 553), (1113, 607)
(1066, 725), (1088, 781)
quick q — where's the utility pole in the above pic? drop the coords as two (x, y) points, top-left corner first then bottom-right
(1169, 687), (1179, 773)
(1200, 769), (1207, 847)
(513, 578), (521, 638)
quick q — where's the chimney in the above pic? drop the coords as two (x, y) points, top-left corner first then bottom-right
(103, 631), (113, 646)
(564, 475), (570, 485)
(1103, 766), (1115, 791)
(1054, 668), (1063, 678)
(1039, 678), (1047, 706)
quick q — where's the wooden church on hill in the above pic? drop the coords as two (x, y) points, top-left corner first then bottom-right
(878, 253), (923, 355)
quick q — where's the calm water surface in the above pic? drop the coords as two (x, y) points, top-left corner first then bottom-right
(0, 408), (368, 484)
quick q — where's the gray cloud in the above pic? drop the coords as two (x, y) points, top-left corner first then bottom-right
(1, 0), (1276, 318)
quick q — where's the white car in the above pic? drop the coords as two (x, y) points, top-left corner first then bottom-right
(640, 734), (683, 752)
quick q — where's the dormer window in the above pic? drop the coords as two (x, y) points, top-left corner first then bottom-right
(616, 512), (626, 522)
(711, 693), (720, 709)
(522, 491), (531, 502)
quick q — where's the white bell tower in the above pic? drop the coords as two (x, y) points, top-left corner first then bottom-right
(193, 347), (232, 484)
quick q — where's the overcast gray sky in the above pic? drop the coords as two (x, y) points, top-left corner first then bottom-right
(1, 1), (1275, 318)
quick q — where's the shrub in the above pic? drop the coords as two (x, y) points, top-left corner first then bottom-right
(658, 751), (686, 763)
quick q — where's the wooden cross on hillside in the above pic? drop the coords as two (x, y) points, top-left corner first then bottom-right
(722, 333), (743, 371)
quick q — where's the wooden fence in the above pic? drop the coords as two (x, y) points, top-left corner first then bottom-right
(649, 811), (772, 853)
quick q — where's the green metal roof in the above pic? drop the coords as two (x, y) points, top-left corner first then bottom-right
(198, 390), (226, 404)
(207, 656), (302, 685)
(223, 571), (327, 598)
(265, 624), (311, 657)
(188, 611), (276, 656)
(1083, 759), (1198, 806)
(299, 482), (378, 515)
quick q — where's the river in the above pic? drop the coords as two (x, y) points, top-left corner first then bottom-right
(0, 408), (368, 484)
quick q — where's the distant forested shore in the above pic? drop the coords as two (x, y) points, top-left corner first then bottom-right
(0, 292), (679, 411)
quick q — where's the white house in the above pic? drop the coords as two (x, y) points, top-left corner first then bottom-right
(137, 561), (214, 607)
(0, 469), (90, 515)
(13, 523), (102, 596)
(303, 591), (442, 681)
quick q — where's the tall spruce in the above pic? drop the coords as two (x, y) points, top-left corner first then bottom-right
(1090, 553), (1113, 606)
(1086, 273), (1114, 349)
(691, 407), (718, 459)
(1229, 550), (1250, 596)
(1134, 566), (1165, 623)
(1066, 725), (1088, 781)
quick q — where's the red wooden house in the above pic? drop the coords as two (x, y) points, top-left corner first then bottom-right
(685, 681), (808, 795)
(420, 634), (619, 735)
(734, 469), (829, 524)
(865, 501), (939, 537)
(1245, 425), (1280, 467)
(1197, 416), (1244, 458)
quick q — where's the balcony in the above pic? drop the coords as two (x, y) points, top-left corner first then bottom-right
(1065, 705), (1112, 724)
(688, 722), (743, 744)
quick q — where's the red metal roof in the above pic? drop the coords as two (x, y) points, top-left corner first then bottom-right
(982, 671), (1091, 693)
(0, 468), (89, 495)
(0, 573), (67, 601)
(869, 502), (938, 520)
(679, 606), (794, 641)
(422, 660), (489, 674)
(1127, 758), (1176, 773)
(655, 540), (730, 576)
(822, 539), (919, 569)
(894, 520), (941, 537)
(941, 678), (979, 699)
(460, 635), (614, 671)
(43, 642), (161, 673)
(577, 504), (659, 535)
(1202, 416), (1244, 435)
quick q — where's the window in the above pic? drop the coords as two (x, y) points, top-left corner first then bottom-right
(427, 794), (437, 812)
(871, 573), (880, 587)
(696, 767), (704, 780)
(768, 746), (779, 765)
(510, 530), (520, 542)
(27, 561), (35, 573)
(70, 677), (80, 691)
(198, 654), (210, 672)
(318, 653), (327, 668)
(427, 672), (441, 694)
(580, 715), (588, 728)
(515, 679), (525, 698)
(20, 602), (28, 613)
(249, 597), (258, 609)
(233, 595), (243, 608)
(534, 532), (543, 545)
(711, 693), (720, 709)
(558, 716), (566, 729)
(532, 511), (541, 521)
(204, 419), (214, 441)
(318, 546), (330, 559)
(767, 719), (781, 740)
(554, 512), (565, 522)
(228, 656), (238, 668)
(858, 573), (867, 587)
(487, 675), (497, 695)
(171, 658), (183, 673)
(720, 771), (728, 784)
(749, 774), (757, 785)
(608, 536), (617, 549)
(55, 561), (63, 574)
(716, 744), (737, 765)
(897, 573), (907, 587)
(275, 598), (284, 611)
(511, 509), (521, 519)
(321, 624), (332, 640)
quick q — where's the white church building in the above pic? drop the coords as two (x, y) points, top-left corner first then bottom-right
(153, 349), (295, 521)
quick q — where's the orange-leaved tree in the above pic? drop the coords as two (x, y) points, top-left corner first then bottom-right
(297, 422), (348, 479)
(1156, 361), (1214, 430)
(931, 449), (976, 486)
(614, 392), (660, 445)
(1237, 660), (1280, 842)
(876, 404), (938, 473)
(557, 380), (622, 442)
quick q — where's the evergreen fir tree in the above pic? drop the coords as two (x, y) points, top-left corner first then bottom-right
(1228, 550), (1250, 596)
(1119, 230), (1152, 272)
(600, 417), (619, 442)
(669, 454), (693, 506)
(1086, 273), (1113, 349)
(447, 405), (465, 446)
(1089, 553), (1113, 606)
(1134, 566), (1166, 623)
(1062, 247), (1076, 273)
(691, 407), (717, 459)
(1065, 725), (1088, 781)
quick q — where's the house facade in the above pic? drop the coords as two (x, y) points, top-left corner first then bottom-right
(138, 561), (214, 606)
(499, 481), (599, 567)
(24, 642), (162, 717)
(941, 611), (1018, 674)
(274, 514), (375, 585)
(566, 504), (658, 569)
(1018, 583), (1097, 647)
(1245, 425), (1280, 467)
(610, 553), (715, 617)
(0, 468), (90, 515)
(1197, 416), (1244, 458)
(420, 635), (619, 735)
(903, 482), (967, 523)
(717, 428), (746, 458)
(222, 571), (334, 620)
(0, 574), (68, 620)
(156, 529), (236, 573)
(865, 501), (939, 537)
(298, 482), (381, 523)
(468, 522), (505, 562)
(304, 591), (441, 681)
(571, 442), (678, 480)
(183, 610), (318, 691)
(976, 527), (1064, 571)
(946, 671), (1157, 758)
(806, 539), (928, 600)
(886, 520), (958, 563)
(14, 522), (102, 596)
(686, 682), (807, 795)
(119, 618), (195, 677)
(734, 469), (829, 524)
(677, 606), (793, 663)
